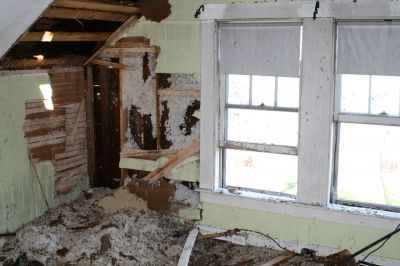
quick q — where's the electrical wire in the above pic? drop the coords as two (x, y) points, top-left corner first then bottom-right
(236, 228), (291, 252)
(358, 223), (400, 264)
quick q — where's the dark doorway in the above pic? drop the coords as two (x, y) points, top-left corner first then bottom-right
(93, 65), (121, 188)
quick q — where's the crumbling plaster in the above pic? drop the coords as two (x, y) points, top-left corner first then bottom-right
(0, 74), (88, 233)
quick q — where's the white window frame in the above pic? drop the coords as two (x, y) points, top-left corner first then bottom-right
(200, 0), (400, 231)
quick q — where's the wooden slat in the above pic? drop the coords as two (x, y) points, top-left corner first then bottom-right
(141, 138), (200, 182)
(90, 59), (134, 70)
(259, 251), (296, 266)
(158, 89), (200, 97)
(85, 15), (140, 65)
(120, 148), (177, 158)
(44, 7), (130, 22)
(21, 32), (111, 42)
(0, 57), (87, 70)
(53, 0), (141, 14)
(98, 47), (157, 58)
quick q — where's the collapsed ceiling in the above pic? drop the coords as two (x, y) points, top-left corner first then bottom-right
(0, 0), (143, 70)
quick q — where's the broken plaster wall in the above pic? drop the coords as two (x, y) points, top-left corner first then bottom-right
(0, 74), (88, 233)
(125, 0), (400, 261)
(121, 54), (158, 150)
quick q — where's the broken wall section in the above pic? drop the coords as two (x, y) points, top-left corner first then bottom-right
(119, 48), (201, 220)
(0, 73), (87, 234)
(24, 69), (88, 196)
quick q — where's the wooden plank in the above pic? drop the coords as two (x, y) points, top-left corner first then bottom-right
(259, 251), (296, 266)
(158, 89), (201, 97)
(56, 158), (86, 172)
(44, 7), (130, 22)
(178, 228), (199, 266)
(21, 32), (111, 42)
(55, 154), (87, 166)
(55, 149), (85, 160)
(90, 59), (134, 70)
(98, 47), (157, 58)
(111, 37), (150, 48)
(53, 0), (141, 14)
(142, 138), (200, 182)
(120, 148), (177, 158)
(85, 15), (140, 65)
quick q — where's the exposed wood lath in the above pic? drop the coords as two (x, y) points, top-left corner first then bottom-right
(0, 0), (142, 70)
(23, 69), (88, 196)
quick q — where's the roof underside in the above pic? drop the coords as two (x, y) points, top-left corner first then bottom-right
(0, 0), (144, 70)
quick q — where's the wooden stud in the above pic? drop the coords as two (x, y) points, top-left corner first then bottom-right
(21, 32), (111, 42)
(44, 7), (130, 22)
(85, 66), (95, 186)
(53, 0), (141, 14)
(90, 59), (134, 70)
(156, 74), (161, 150)
(158, 89), (201, 97)
(85, 15), (140, 65)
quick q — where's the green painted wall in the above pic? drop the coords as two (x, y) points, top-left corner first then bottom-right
(0, 74), (87, 233)
(127, 0), (400, 260)
(202, 202), (400, 259)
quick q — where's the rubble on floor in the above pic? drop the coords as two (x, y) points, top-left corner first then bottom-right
(1, 187), (337, 266)
(0, 188), (194, 265)
(189, 239), (326, 266)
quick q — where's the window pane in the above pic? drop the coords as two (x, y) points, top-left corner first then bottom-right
(227, 108), (298, 146)
(371, 75), (400, 116)
(252, 75), (275, 106)
(277, 77), (299, 108)
(227, 74), (250, 105)
(340, 74), (370, 114)
(225, 149), (297, 195)
(337, 123), (400, 207)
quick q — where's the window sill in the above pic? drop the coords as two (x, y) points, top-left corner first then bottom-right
(198, 188), (400, 231)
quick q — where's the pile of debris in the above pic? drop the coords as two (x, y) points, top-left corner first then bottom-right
(0, 188), (194, 265)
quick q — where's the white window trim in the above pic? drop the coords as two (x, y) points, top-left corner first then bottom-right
(200, 0), (400, 231)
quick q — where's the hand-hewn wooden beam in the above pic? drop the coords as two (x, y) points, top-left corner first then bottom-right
(90, 59), (134, 70)
(85, 15), (140, 65)
(44, 7), (130, 22)
(21, 32), (111, 42)
(53, 0), (141, 14)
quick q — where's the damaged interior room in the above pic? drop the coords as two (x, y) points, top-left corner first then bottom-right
(1, 0), (400, 265)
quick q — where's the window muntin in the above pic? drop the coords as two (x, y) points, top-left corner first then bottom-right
(219, 23), (301, 196)
(334, 23), (400, 210)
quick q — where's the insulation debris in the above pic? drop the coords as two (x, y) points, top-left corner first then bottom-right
(0, 188), (194, 265)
